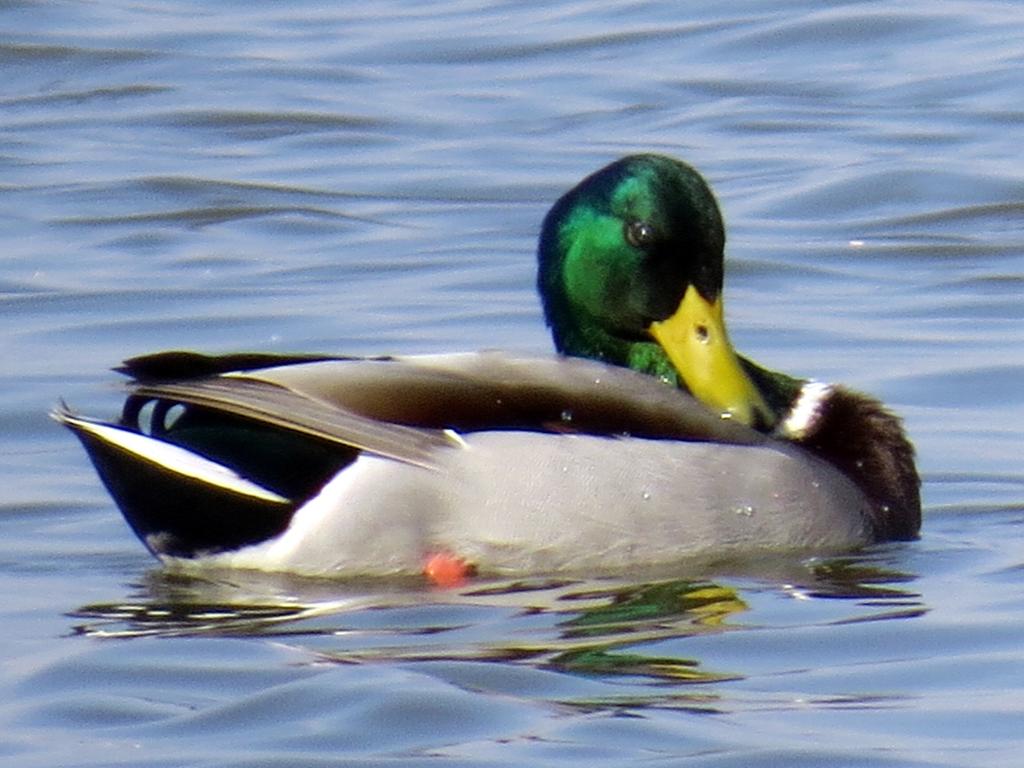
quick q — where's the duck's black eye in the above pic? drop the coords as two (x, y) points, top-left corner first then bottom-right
(625, 219), (655, 250)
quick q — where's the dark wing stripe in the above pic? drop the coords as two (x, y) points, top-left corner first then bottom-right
(249, 353), (770, 446)
(131, 378), (454, 469)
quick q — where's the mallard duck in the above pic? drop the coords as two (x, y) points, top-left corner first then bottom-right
(54, 154), (920, 578)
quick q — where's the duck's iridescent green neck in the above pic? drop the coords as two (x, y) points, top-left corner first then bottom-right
(537, 155), (724, 384)
(536, 154), (808, 430)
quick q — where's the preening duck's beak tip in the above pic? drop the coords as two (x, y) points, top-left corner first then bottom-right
(648, 285), (775, 430)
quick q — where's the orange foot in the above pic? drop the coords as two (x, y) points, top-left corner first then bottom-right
(423, 552), (477, 588)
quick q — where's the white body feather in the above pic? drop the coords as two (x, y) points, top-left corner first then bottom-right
(175, 431), (870, 575)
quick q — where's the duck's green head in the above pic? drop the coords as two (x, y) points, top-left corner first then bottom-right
(538, 154), (774, 429)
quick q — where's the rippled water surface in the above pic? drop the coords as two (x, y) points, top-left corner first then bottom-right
(2, 1), (1023, 765)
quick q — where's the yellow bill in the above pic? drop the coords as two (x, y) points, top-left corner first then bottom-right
(649, 285), (775, 429)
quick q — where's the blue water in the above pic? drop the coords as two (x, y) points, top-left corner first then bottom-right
(2, 1), (1023, 765)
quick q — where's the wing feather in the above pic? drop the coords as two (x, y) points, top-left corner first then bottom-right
(132, 377), (454, 469)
